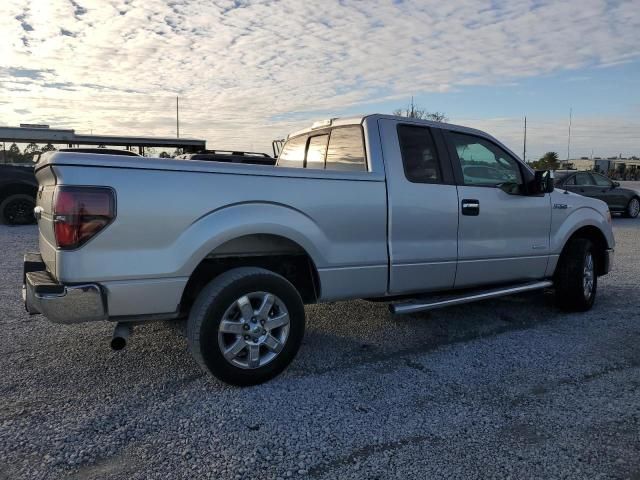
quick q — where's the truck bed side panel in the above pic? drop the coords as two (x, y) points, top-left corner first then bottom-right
(45, 162), (388, 312)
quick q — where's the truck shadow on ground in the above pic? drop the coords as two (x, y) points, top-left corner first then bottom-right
(288, 291), (561, 377)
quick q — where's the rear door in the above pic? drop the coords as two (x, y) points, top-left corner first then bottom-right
(380, 119), (459, 294)
(444, 130), (551, 288)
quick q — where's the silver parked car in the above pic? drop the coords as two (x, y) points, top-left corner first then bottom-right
(24, 114), (614, 385)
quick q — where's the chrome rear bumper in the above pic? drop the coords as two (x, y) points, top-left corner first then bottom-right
(23, 253), (107, 324)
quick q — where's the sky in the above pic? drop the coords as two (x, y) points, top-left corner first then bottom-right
(1, 0), (639, 160)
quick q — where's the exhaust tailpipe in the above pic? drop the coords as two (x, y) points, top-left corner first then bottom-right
(111, 323), (131, 351)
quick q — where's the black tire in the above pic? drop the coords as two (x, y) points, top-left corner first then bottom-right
(624, 197), (640, 218)
(187, 267), (305, 386)
(554, 238), (597, 312)
(0, 194), (36, 225)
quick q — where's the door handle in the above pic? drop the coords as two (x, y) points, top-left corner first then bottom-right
(461, 199), (480, 216)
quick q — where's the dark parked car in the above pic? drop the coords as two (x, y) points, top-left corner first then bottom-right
(554, 170), (640, 218)
(0, 164), (38, 225)
(1, 149), (141, 225)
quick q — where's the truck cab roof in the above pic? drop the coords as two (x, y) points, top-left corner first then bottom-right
(287, 114), (492, 141)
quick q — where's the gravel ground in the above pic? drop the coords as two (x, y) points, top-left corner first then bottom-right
(1, 201), (639, 479)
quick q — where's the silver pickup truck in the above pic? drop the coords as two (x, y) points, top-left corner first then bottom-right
(24, 114), (614, 385)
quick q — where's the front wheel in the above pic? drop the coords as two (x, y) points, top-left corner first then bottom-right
(625, 197), (640, 218)
(187, 267), (305, 386)
(554, 238), (597, 312)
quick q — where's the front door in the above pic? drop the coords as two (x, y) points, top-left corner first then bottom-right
(590, 172), (627, 211)
(563, 171), (599, 199)
(444, 130), (551, 288)
(379, 119), (460, 295)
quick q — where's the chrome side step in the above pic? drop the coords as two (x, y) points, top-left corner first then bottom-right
(389, 280), (554, 315)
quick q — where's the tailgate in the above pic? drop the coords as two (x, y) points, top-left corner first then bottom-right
(35, 166), (57, 278)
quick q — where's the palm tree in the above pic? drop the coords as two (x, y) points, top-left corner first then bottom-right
(531, 152), (560, 170)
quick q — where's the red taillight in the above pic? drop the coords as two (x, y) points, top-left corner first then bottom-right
(53, 187), (115, 249)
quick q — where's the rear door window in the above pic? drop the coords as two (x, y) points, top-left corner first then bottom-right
(277, 134), (308, 168)
(397, 125), (442, 183)
(325, 127), (366, 172)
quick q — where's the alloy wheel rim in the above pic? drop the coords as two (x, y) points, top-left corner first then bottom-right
(630, 199), (639, 217)
(217, 291), (290, 369)
(583, 253), (594, 299)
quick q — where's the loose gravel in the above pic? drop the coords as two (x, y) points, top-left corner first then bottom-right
(1, 203), (639, 479)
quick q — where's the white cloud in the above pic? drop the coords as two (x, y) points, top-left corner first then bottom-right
(1, 0), (639, 155)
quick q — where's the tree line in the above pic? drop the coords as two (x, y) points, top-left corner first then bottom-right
(1, 143), (179, 162)
(2, 142), (56, 163)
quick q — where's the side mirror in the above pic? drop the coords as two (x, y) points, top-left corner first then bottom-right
(531, 170), (554, 195)
(612, 181), (620, 188)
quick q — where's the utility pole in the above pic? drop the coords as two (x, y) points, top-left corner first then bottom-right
(523, 116), (527, 162)
(567, 107), (572, 161)
(176, 96), (180, 139)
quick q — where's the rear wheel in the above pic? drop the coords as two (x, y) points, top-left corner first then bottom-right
(0, 194), (35, 225)
(187, 267), (305, 386)
(554, 238), (597, 312)
(625, 197), (640, 218)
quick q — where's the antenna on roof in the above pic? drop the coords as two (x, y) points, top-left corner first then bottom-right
(176, 96), (180, 139)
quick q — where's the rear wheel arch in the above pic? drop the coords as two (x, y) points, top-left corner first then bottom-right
(179, 233), (321, 317)
(0, 182), (37, 203)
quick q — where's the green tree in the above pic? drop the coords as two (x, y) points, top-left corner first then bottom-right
(41, 143), (56, 152)
(7, 143), (22, 163)
(530, 152), (560, 170)
(22, 142), (40, 162)
(393, 97), (448, 122)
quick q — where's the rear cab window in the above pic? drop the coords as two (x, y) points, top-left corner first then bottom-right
(306, 135), (328, 170)
(277, 135), (307, 168)
(325, 127), (366, 172)
(276, 125), (367, 172)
